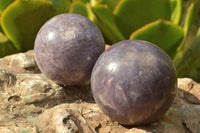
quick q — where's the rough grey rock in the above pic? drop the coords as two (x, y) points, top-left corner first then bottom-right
(0, 51), (200, 133)
(0, 129), (15, 133)
(0, 51), (40, 74)
(35, 104), (80, 133)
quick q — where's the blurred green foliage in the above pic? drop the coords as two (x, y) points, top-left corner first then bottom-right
(129, 20), (184, 58)
(0, 0), (200, 81)
(1, 0), (54, 51)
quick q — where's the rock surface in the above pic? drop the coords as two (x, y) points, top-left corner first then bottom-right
(0, 51), (199, 133)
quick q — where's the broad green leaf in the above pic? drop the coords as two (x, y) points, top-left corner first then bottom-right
(174, 0), (200, 60)
(49, 0), (71, 15)
(0, 32), (17, 57)
(183, 0), (200, 35)
(0, 26), (3, 33)
(129, 20), (184, 58)
(181, 0), (200, 81)
(92, 4), (125, 44)
(113, 0), (171, 39)
(0, 0), (14, 14)
(106, 0), (119, 10)
(92, 17), (113, 44)
(170, 0), (183, 25)
(90, 0), (119, 10)
(173, 1), (200, 77)
(1, 0), (54, 51)
(80, 0), (90, 3)
(175, 27), (200, 80)
(179, 0), (196, 26)
(183, 1), (195, 34)
(70, 1), (89, 18)
(90, 0), (105, 6)
(85, 3), (96, 21)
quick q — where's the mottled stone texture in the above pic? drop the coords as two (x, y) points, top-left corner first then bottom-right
(34, 13), (104, 85)
(0, 51), (200, 133)
(91, 40), (177, 125)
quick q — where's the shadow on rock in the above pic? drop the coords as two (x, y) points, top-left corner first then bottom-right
(61, 83), (96, 104)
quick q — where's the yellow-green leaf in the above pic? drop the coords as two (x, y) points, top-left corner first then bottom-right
(0, 32), (17, 57)
(113, 0), (171, 39)
(175, 27), (200, 79)
(79, 0), (90, 3)
(174, 0), (200, 54)
(0, 26), (3, 33)
(173, 1), (200, 75)
(1, 0), (54, 51)
(170, 0), (183, 24)
(49, 0), (71, 15)
(106, 0), (119, 10)
(130, 20), (184, 58)
(92, 4), (125, 44)
(183, 0), (200, 34)
(90, 0), (105, 6)
(70, 1), (89, 18)
(0, 0), (14, 14)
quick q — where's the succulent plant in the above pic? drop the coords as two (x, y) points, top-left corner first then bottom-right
(0, 0), (200, 81)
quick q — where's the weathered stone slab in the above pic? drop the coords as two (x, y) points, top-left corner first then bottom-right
(0, 51), (199, 133)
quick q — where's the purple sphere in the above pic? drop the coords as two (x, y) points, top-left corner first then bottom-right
(34, 13), (104, 85)
(91, 40), (177, 125)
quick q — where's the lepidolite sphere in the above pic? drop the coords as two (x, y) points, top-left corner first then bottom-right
(34, 13), (104, 85)
(91, 40), (177, 125)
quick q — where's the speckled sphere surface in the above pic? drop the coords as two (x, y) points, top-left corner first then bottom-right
(91, 40), (177, 125)
(34, 13), (104, 85)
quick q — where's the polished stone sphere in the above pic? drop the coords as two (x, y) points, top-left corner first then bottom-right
(34, 13), (104, 85)
(91, 40), (177, 125)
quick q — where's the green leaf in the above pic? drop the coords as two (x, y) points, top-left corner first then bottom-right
(113, 0), (171, 39)
(0, 32), (17, 57)
(106, 0), (119, 10)
(78, 0), (90, 3)
(173, 1), (200, 64)
(70, 1), (89, 18)
(49, 0), (71, 15)
(183, 0), (200, 35)
(178, 0), (200, 82)
(90, 0), (105, 6)
(1, 0), (54, 51)
(170, 0), (183, 25)
(173, 1), (200, 78)
(90, 0), (119, 10)
(0, 26), (4, 33)
(175, 27), (200, 80)
(92, 4), (125, 44)
(0, 0), (14, 14)
(129, 20), (184, 58)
